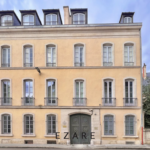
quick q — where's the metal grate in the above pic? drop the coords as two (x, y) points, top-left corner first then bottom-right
(25, 140), (33, 144)
(126, 141), (135, 145)
(47, 140), (56, 144)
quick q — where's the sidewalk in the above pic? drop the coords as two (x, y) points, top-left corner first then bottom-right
(0, 144), (150, 149)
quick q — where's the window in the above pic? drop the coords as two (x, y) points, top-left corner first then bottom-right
(23, 15), (34, 25)
(46, 45), (56, 67)
(104, 115), (114, 135)
(1, 15), (12, 26)
(24, 114), (33, 134)
(73, 13), (85, 24)
(74, 45), (84, 66)
(22, 80), (34, 105)
(45, 80), (57, 105)
(24, 46), (33, 67)
(124, 44), (134, 66)
(125, 115), (135, 136)
(47, 114), (56, 135)
(46, 14), (57, 25)
(1, 114), (11, 134)
(1, 46), (10, 67)
(124, 17), (132, 23)
(103, 44), (113, 66)
(1, 80), (11, 105)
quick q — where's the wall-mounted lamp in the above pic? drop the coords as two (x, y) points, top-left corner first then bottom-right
(35, 67), (41, 74)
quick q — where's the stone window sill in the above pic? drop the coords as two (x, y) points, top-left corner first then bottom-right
(102, 135), (117, 138)
(123, 136), (139, 138)
(22, 134), (36, 137)
(45, 134), (55, 137)
(0, 134), (13, 137)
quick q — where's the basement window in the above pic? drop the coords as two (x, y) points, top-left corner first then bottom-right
(47, 140), (56, 144)
(126, 141), (135, 145)
(25, 140), (33, 144)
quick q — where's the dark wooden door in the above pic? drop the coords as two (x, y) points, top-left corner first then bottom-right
(70, 114), (91, 144)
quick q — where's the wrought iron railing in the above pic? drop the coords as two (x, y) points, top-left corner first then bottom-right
(1, 63), (10, 67)
(0, 97), (12, 106)
(1, 22), (13, 26)
(21, 97), (35, 106)
(74, 62), (84, 67)
(23, 22), (34, 25)
(124, 62), (134, 66)
(46, 21), (58, 25)
(44, 97), (58, 106)
(73, 21), (85, 24)
(123, 98), (137, 106)
(102, 98), (116, 106)
(73, 98), (87, 106)
(46, 63), (56, 67)
(103, 62), (113, 66)
(24, 63), (33, 67)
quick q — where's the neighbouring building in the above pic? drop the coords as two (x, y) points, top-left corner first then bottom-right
(0, 7), (142, 145)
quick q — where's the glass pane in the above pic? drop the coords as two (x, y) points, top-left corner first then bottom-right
(108, 47), (112, 62)
(75, 82), (79, 97)
(52, 14), (57, 25)
(129, 46), (133, 62)
(104, 82), (107, 98)
(103, 47), (107, 62)
(80, 82), (83, 98)
(75, 47), (79, 63)
(47, 48), (52, 63)
(73, 14), (78, 24)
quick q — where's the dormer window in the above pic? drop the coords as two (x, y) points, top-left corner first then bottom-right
(73, 13), (85, 24)
(1, 15), (12, 26)
(23, 15), (34, 25)
(124, 17), (132, 23)
(46, 14), (57, 25)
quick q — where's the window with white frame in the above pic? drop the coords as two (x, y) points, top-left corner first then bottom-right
(103, 44), (113, 66)
(74, 45), (84, 66)
(47, 114), (56, 135)
(125, 115), (135, 136)
(46, 45), (56, 67)
(104, 115), (114, 135)
(24, 46), (33, 67)
(23, 80), (34, 105)
(24, 114), (33, 134)
(124, 17), (132, 23)
(1, 80), (11, 105)
(73, 13), (85, 24)
(45, 80), (57, 105)
(1, 46), (10, 67)
(23, 15), (34, 25)
(1, 15), (12, 26)
(46, 14), (57, 25)
(1, 114), (11, 134)
(124, 44), (134, 66)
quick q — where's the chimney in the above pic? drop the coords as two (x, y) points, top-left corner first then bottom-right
(63, 6), (70, 24)
(143, 63), (146, 79)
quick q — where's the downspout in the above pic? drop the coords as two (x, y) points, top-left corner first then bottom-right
(140, 28), (143, 145)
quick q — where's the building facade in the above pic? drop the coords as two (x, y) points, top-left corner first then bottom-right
(0, 7), (142, 145)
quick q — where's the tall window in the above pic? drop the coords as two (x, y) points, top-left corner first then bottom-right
(73, 13), (85, 24)
(24, 46), (33, 67)
(125, 115), (135, 136)
(47, 114), (56, 135)
(45, 80), (57, 105)
(1, 114), (11, 134)
(124, 17), (132, 23)
(23, 15), (34, 25)
(23, 80), (34, 105)
(46, 14), (57, 25)
(24, 114), (33, 134)
(103, 44), (112, 66)
(124, 44), (134, 66)
(1, 15), (12, 26)
(104, 115), (114, 135)
(1, 46), (10, 67)
(46, 45), (56, 67)
(74, 45), (84, 66)
(1, 80), (11, 105)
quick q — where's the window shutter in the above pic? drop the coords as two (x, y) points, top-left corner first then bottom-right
(30, 48), (33, 64)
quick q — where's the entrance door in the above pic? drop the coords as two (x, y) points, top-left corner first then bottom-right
(70, 114), (91, 144)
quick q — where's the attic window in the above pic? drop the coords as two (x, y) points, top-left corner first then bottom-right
(124, 17), (132, 23)
(73, 13), (85, 24)
(23, 15), (34, 25)
(1, 15), (12, 26)
(46, 14), (57, 25)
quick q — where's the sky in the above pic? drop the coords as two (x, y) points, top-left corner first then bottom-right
(0, 0), (150, 71)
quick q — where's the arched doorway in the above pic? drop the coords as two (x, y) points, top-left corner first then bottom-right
(70, 114), (91, 144)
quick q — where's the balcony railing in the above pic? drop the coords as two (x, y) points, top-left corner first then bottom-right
(21, 97), (35, 106)
(0, 97), (12, 106)
(24, 63), (33, 67)
(102, 98), (116, 106)
(1, 63), (10, 67)
(44, 97), (58, 106)
(73, 98), (87, 106)
(103, 62), (113, 66)
(46, 63), (56, 67)
(123, 98), (137, 107)
(74, 62), (84, 67)
(46, 21), (58, 25)
(124, 62), (134, 66)
(1, 21), (13, 26)
(73, 21), (85, 24)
